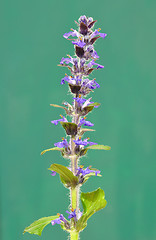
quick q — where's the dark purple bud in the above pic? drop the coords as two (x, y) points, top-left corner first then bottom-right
(86, 68), (94, 75)
(79, 22), (88, 35)
(75, 46), (84, 58)
(69, 84), (81, 94)
(88, 20), (97, 29)
(90, 36), (100, 44)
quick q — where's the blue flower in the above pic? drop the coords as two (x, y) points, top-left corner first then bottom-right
(72, 39), (86, 48)
(54, 138), (69, 148)
(61, 74), (82, 85)
(66, 208), (82, 221)
(63, 29), (80, 39)
(82, 78), (100, 90)
(66, 208), (77, 220)
(73, 95), (98, 109)
(51, 213), (67, 226)
(87, 60), (104, 69)
(91, 28), (107, 39)
(51, 171), (56, 176)
(60, 56), (73, 65)
(76, 165), (101, 177)
(86, 45), (99, 59)
(78, 117), (94, 127)
(78, 15), (88, 25)
(73, 137), (97, 146)
(51, 115), (67, 125)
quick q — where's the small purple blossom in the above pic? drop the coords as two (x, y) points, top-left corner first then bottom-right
(91, 29), (107, 39)
(76, 166), (101, 177)
(78, 15), (88, 25)
(66, 209), (82, 221)
(72, 39), (86, 48)
(73, 137), (97, 146)
(63, 29), (80, 39)
(66, 209), (77, 220)
(51, 214), (67, 226)
(51, 171), (56, 176)
(60, 56), (73, 65)
(73, 96), (86, 105)
(51, 115), (67, 125)
(61, 75), (82, 85)
(86, 46), (99, 59)
(78, 117), (94, 127)
(82, 78), (100, 90)
(87, 60), (104, 69)
(54, 138), (69, 148)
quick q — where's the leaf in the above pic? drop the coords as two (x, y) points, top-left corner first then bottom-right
(82, 106), (94, 116)
(88, 102), (100, 107)
(50, 104), (69, 114)
(76, 188), (107, 231)
(80, 128), (95, 136)
(60, 122), (77, 136)
(23, 216), (58, 236)
(85, 144), (111, 151)
(48, 163), (79, 187)
(41, 147), (64, 155)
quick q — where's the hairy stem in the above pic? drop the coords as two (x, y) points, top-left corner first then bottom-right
(70, 231), (79, 240)
(69, 99), (80, 239)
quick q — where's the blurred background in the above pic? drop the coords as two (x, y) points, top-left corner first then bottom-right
(1, 0), (156, 239)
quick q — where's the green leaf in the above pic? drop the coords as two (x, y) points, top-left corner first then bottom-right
(88, 102), (100, 107)
(50, 104), (69, 114)
(85, 144), (111, 151)
(48, 163), (79, 187)
(60, 122), (78, 136)
(80, 128), (95, 136)
(41, 147), (64, 155)
(81, 106), (94, 116)
(76, 188), (107, 231)
(23, 216), (58, 236)
(82, 168), (102, 184)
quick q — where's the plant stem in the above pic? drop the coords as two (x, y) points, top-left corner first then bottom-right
(70, 231), (79, 240)
(69, 98), (80, 239)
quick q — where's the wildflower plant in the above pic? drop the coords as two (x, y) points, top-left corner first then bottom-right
(24, 15), (110, 240)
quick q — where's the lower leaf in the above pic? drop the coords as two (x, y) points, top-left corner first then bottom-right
(23, 216), (58, 236)
(76, 188), (107, 231)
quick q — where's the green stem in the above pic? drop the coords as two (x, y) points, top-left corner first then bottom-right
(70, 231), (79, 240)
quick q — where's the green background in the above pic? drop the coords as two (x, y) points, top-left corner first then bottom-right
(1, 0), (156, 239)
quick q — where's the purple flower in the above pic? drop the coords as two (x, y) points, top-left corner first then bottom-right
(51, 171), (56, 176)
(51, 115), (67, 125)
(80, 58), (85, 67)
(51, 214), (67, 226)
(73, 95), (98, 109)
(91, 28), (107, 39)
(60, 56), (73, 65)
(82, 78), (100, 90)
(66, 209), (77, 220)
(76, 165), (101, 177)
(78, 117), (94, 127)
(66, 208), (82, 221)
(54, 138), (69, 148)
(87, 60), (104, 69)
(72, 39), (86, 48)
(78, 15), (88, 25)
(63, 29), (80, 39)
(73, 137), (97, 146)
(86, 46), (99, 59)
(73, 96), (86, 105)
(61, 75), (82, 85)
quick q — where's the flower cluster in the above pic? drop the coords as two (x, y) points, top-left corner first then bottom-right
(24, 15), (109, 240)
